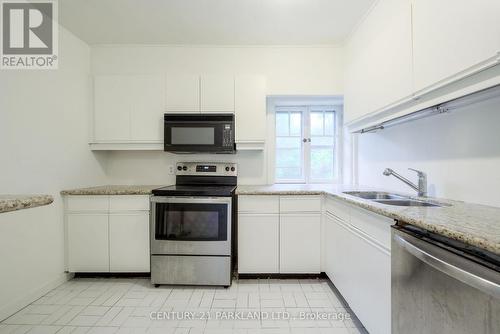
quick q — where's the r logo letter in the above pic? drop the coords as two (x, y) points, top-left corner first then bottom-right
(28, 8), (48, 48)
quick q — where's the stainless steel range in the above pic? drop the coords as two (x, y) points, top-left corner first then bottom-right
(150, 162), (237, 287)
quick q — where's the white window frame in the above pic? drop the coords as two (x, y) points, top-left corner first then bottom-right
(275, 106), (307, 183)
(272, 104), (341, 184)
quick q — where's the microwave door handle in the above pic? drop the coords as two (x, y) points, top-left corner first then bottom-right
(167, 121), (221, 124)
(394, 233), (500, 299)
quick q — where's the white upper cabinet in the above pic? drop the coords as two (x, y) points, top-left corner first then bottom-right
(234, 75), (267, 144)
(93, 74), (165, 143)
(165, 74), (200, 113)
(92, 72), (265, 150)
(94, 75), (134, 141)
(344, 0), (413, 124)
(200, 74), (235, 113)
(131, 75), (165, 141)
(345, 0), (500, 127)
(412, 0), (500, 92)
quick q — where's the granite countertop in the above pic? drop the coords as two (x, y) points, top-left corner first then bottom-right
(0, 195), (54, 214)
(236, 184), (500, 256)
(61, 185), (161, 196)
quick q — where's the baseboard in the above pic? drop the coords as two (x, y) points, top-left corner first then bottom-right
(0, 272), (73, 321)
(236, 273), (327, 280)
(74, 272), (151, 278)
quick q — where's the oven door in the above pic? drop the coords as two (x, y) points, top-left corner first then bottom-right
(151, 196), (232, 256)
(163, 114), (235, 153)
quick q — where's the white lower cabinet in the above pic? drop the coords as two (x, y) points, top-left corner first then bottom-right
(325, 199), (392, 334)
(67, 214), (109, 272)
(237, 195), (321, 274)
(280, 214), (321, 273)
(65, 195), (150, 273)
(237, 194), (392, 333)
(238, 214), (279, 273)
(109, 213), (150, 272)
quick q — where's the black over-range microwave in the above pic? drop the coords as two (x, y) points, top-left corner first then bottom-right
(164, 114), (236, 153)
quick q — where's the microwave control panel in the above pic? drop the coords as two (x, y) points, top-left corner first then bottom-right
(222, 123), (233, 147)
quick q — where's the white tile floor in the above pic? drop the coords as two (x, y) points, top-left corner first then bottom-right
(1, 278), (367, 334)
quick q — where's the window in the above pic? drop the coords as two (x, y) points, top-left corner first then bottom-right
(275, 106), (337, 183)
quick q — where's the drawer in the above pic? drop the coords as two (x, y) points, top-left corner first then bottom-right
(66, 196), (109, 212)
(350, 207), (394, 250)
(280, 196), (321, 213)
(238, 195), (279, 214)
(109, 195), (150, 211)
(151, 255), (231, 286)
(325, 196), (350, 222)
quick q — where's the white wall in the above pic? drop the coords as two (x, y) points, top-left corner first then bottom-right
(0, 28), (107, 319)
(92, 45), (344, 185)
(355, 94), (500, 207)
(105, 150), (266, 186)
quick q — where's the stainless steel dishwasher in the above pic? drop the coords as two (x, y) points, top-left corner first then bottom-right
(392, 225), (500, 334)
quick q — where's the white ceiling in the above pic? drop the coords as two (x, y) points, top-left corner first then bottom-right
(59, 0), (375, 45)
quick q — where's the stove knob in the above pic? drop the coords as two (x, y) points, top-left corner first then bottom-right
(225, 167), (230, 172)
(182, 166), (188, 171)
(231, 167), (235, 172)
(177, 166), (182, 171)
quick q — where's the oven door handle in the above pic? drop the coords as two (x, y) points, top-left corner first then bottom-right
(151, 196), (232, 204)
(394, 233), (500, 298)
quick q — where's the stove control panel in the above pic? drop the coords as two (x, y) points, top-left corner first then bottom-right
(175, 162), (237, 176)
(196, 165), (217, 173)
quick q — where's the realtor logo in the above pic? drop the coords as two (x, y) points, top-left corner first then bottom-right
(1, 0), (58, 69)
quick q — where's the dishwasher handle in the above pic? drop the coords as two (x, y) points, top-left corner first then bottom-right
(394, 232), (500, 299)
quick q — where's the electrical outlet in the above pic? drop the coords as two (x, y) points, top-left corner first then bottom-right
(168, 165), (174, 175)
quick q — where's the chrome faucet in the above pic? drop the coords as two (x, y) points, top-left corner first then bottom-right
(383, 168), (427, 197)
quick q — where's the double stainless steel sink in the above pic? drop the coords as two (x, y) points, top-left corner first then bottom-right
(344, 191), (447, 207)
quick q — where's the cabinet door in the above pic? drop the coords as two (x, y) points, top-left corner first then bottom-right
(238, 214), (279, 273)
(324, 214), (336, 279)
(94, 76), (133, 141)
(413, 0), (500, 92)
(344, 0), (413, 123)
(200, 74), (235, 113)
(326, 215), (390, 334)
(235, 75), (267, 142)
(109, 213), (150, 272)
(131, 75), (165, 141)
(165, 74), (200, 112)
(280, 214), (321, 273)
(67, 214), (109, 272)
